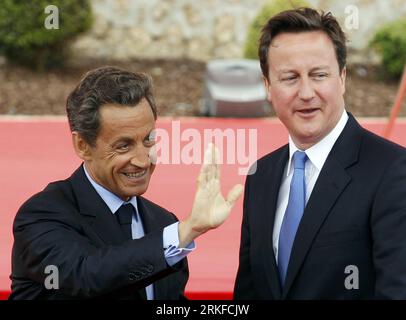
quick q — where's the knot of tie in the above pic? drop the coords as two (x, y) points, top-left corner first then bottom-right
(116, 203), (134, 225)
(293, 151), (307, 170)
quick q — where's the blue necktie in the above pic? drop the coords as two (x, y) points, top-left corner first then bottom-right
(278, 150), (308, 285)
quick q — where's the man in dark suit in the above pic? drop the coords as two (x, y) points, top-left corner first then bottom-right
(234, 8), (406, 299)
(10, 66), (243, 299)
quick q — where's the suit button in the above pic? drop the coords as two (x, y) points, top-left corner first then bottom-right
(128, 272), (141, 281)
(146, 265), (154, 273)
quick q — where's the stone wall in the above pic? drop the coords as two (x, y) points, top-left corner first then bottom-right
(72, 0), (406, 62)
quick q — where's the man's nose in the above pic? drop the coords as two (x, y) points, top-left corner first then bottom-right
(129, 145), (151, 168)
(298, 78), (315, 100)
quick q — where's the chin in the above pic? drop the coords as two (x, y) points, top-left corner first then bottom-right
(131, 183), (150, 197)
(299, 124), (322, 136)
(133, 188), (148, 196)
(294, 131), (320, 146)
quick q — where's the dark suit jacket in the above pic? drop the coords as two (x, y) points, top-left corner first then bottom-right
(10, 165), (189, 300)
(234, 114), (406, 299)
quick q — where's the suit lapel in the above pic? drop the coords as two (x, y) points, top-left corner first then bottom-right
(281, 114), (362, 298)
(70, 165), (126, 246)
(259, 146), (289, 299)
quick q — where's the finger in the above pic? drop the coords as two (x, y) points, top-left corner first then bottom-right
(210, 143), (221, 180)
(198, 145), (213, 187)
(209, 143), (216, 181)
(212, 142), (215, 164)
(203, 142), (214, 164)
(205, 143), (216, 182)
(214, 144), (221, 180)
(197, 142), (214, 186)
(197, 161), (210, 187)
(226, 184), (244, 208)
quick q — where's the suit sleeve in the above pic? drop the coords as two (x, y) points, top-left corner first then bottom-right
(371, 154), (406, 299)
(12, 195), (181, 299)
(234, 174), (258, 299)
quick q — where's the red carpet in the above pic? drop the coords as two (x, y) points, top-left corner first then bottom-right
(1, 116), (406, 300)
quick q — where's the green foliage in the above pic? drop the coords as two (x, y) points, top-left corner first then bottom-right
(0, 0), (92, 70)
(370, 17), (406, 79)
(244, 0), (310, 59)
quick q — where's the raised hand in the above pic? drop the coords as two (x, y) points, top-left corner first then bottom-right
(178, 143), (244, 247)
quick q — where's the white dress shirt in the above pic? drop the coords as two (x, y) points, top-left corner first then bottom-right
(273, 110), (349, 263)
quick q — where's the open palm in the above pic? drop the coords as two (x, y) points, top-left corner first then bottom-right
(190, 143), (244, 233)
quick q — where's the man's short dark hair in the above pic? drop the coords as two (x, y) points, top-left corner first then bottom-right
(259, 7), (347, 80)
(66, 66), (157, 147)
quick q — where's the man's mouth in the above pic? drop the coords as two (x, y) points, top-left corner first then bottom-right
(296, 108), (320, 116)
(122, 170), (147, 179)
(297, 108), (319, 113)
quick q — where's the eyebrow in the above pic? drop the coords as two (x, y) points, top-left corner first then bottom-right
(111, 129), (155, 145)
(278, 65), (331, 74)
(111, 137), (133, 146)
(310, 65), (331, 72)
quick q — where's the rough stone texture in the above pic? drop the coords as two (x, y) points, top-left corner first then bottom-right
(72, 0), (268, 61)
(71, 0), (406, 63)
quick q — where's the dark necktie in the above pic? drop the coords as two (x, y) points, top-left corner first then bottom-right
(278, 151), (308, 285)
(116, 203), (149, 300)
(116, 203), (134, 240)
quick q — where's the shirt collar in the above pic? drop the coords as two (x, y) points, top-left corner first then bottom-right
(287, 109), (349, 176)
(83, 164), (139, 214)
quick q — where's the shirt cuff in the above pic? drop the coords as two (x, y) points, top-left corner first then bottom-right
(163, 222), (196, 267)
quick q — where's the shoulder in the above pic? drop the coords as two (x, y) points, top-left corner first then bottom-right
(344, 114), (406, 163)
(13, 177), (79, 232)
(359, 128), (406, 170)
(362, 128), (406, 156)
(19, 178), (75, 212)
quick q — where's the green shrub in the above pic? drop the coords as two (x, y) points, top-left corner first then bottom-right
(0, 0), (92, 70)
(244, 0), (310, 59)
(370, 18), (406, 79)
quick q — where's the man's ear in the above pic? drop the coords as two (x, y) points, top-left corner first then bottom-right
(72, 132), (93, 161)
(340, 67), (346, 94)
(263, 75), (271, 102)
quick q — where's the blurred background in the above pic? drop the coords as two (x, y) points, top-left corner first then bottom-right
(0, 0), (406, 118)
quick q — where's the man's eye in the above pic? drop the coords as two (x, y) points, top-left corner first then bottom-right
(117, 144), (129, 151)
(313, 73), (328, 80)
(282, 76), (297, 82)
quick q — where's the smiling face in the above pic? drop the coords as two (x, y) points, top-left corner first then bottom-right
(264, 31), (346, 150)
(76, 99), (156, 200)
